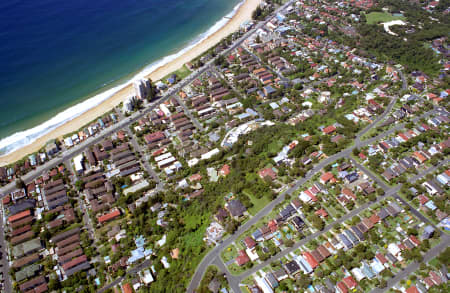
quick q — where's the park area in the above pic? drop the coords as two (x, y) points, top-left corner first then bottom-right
(365, 12), (405, 25)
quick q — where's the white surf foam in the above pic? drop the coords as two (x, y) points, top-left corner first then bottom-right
(0, 0), (245, 157)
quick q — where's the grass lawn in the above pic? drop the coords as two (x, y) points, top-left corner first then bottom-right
(243, 189), (272, 216)
(221, 244), (238, 263)
(161, 64), (192, 83)
(268, 140), (284, 154)
(228, 263), (249, 275)
(365, 12), (406, 25)
(428, 257), (440, 268)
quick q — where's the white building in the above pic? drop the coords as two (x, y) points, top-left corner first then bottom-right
(123, 96), (135, 113)
(134, 79), (151, 99)
(73, 154), (84, 174)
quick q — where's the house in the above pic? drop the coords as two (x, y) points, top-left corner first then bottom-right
(405, 286), (420, 293)
(97, 209), (121, 224)
(422, 180), (444, 195)
(226, 200), (247, 219)
(422, 225), (435, 239)
(236, 250), (250, 266)
(279, 205), (296, 221)
(273, 268), (288, 281)
(342, 276), (357, 290)
(144, 131), (165, 145)
(219, 164), (230, 176)
(263, 85), (277, 97)
(244, 236), (256, 249)
(291, 216), (305, 231)
(303, 252), (319, 269)
(322, 125), (336, 135)
(320, 172), (335, 184)
(345, 172), (359, 184)
(215, 208), (229, 223)
(259, 168), (277, 180)
(284, 260), (301, 276)
(264, 272), (279, 289)
(338, 233), (353, 250)
(336, 282), (348, 293)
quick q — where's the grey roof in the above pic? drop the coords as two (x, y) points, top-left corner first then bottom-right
(228, 200), (247, 217)
(338, 233), (353, 249)
(285, 260), (300, 275)
(344, 229), (359, 245)
(350, 226), (365, 241)
(8, 199), (36, 215)
(378, 208), (389, 219)
(265, 272), (279, 288)
(50, 228), (80, 243)
(385, 252), (398, 263)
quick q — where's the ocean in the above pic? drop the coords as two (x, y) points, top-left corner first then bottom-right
(0, 0), (243, 155)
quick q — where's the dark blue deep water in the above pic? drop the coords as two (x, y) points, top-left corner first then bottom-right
(0, 0), (241, 149)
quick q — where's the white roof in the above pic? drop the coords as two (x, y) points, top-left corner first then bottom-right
(201, 148), (220, 160)
(254, 276), (274, 293)
(73, 154), (84, 172)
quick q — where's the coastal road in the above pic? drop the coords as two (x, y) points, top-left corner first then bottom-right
(0, 0), (295, 200)
(96, 1), (297, 291)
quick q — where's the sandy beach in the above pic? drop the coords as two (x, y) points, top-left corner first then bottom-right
(0, 0), (260, 166)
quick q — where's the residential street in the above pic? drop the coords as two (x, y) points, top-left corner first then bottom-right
(0, 209), (11, 293)
(187, 66), (445, 292)
(173, 94), (205, 132)
(186, 108), (435, 292)
(0, 0), (447, 292)
(372, 234), (450, 293)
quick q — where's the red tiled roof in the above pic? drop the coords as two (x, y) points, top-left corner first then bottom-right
(2, 195), (11, 205)
(122, 283), (134, 293)
(189, 173), (202, 182)
(321, 172), (334, 183)
(375, 253), (388, 264)
(244, 236), (256, 249)
(303, 252), (319, 269)
(336, 282), (348, 293)
(259, 168), (277, 180)
(220, 164), (230, 176)
(268, 220), (278, 232)
(323, 125), (336, 134)
(315, 209), (328, 218)
(429, 271), (442, 285)
(410, 235), (421, 246)
(8, 210), (31, 223)
(342, 276), (357, 289)
(97, 209), (121, 224)
(62, 255), (87, 271)
(405, 286), (419, 293)
(235, 250), (250, 266)
(369, 214), (380, 224)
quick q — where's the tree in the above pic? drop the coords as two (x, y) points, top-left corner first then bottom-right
(75, 180), (84, 191)
(284, 239), (295, 247)
(15, 177), (25, 190)
(308, 214), (325, 230)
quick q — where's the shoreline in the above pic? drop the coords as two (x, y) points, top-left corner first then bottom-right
(0, 0), (260, 166)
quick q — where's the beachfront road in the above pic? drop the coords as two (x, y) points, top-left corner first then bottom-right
(0, 0), (295, 200)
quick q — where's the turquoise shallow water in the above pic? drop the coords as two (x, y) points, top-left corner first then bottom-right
(0, 0), (241, 154)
